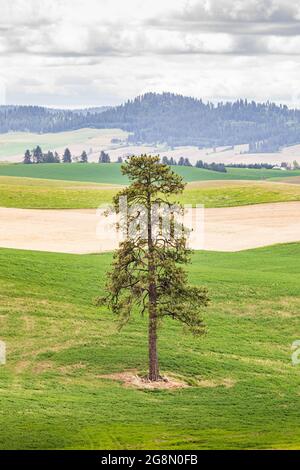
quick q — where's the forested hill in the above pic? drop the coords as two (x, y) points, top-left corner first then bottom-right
(2, 93), (300, 152)
(0, 105), (109, 134)
(97, 93), (300, 151)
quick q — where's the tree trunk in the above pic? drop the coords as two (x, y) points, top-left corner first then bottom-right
(147, 191), (160, 381)
(148, 282), (159, 381)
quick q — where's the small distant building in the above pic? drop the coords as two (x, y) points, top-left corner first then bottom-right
(272, 166), (287, 171)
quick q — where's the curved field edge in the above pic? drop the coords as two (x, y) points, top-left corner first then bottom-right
(2, 176), (300, 209)
(0, 243), (299, 449)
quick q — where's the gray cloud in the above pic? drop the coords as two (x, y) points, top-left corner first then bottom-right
(2, 0), (300, 107)
(180, 0), (300, 23)
(149, 0), (300, 38)
(149, 18), (300, 36)
(1, 0), (300, 60)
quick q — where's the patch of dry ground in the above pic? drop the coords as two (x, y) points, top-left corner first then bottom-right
(1, 201), (300, 253)
(276, 176), (300, 185)
(98, 371), (189, 389)
(97, 371), (236, 390)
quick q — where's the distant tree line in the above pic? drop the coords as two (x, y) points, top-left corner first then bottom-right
(23, 147), (112, 164)
(162, 156), (177, 166)
(195, 160), (227, 173)
(5, 92), (300, 152)
(163, 156), (227, 173)
(227, 161), (300, 170)
(23, 147), (297, 172)
(226, 162), (274, 169)
(23, 146), (62, 164)
(279, 161), (300, 170)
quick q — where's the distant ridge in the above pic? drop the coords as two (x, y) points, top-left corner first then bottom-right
(1, 92), (300, 152)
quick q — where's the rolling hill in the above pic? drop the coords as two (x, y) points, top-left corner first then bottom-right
(2, 93), (300, 151)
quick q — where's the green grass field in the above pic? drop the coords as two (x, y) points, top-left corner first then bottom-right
(1, 163), (300, 184)
(2, 176), (300, 209)
(0, 244), (300, 449)
(0, 177), (119, 209)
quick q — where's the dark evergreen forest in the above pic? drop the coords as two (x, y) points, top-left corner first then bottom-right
(2, 93), (300, 152)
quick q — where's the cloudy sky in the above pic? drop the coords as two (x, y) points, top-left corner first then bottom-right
(1, 0), (300, 107)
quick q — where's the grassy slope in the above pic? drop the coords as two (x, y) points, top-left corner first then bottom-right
(0, 163), (128, 184)
(2, 176), (300, 209)
(182, 182), (300, 207)
(0, 176), (119, 209)
(0, 244), (300, 449)
(1, 163), (300, 184)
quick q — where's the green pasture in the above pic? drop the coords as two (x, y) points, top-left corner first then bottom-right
(1, 163), (300, 185)
(1, 176), (300, 209)
(0, 244), (299, 449)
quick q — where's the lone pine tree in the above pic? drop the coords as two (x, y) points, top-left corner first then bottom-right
(100, 155), (209, 381)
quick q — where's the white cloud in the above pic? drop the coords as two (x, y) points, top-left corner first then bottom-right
(1, 0), (300, 106)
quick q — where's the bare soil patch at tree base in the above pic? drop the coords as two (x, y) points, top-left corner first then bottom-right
(98, 371), (236, 390)
(98, 371), (189, 390)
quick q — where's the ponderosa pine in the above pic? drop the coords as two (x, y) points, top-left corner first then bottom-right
(99, 155), (209, 381)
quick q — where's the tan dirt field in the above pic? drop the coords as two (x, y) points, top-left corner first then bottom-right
(2, 126), (300, 166)
(1, 201), (300, 253)
(275, 176), (300, 185)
